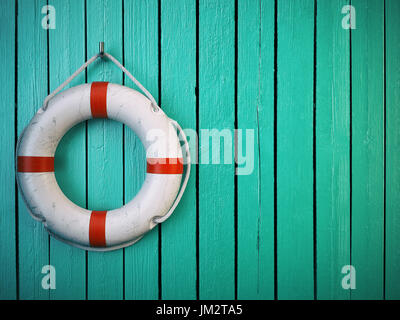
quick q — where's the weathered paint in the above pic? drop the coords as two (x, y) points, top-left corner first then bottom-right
(277, 0), (314, 300)
(161, 0), (197, 300)
(316, 0), (350, 300)
(199, 0), (235, 299)
(385, 0), (400, 300)
(50, 0), (86, 300)
(17, 0), (49, 300)
(0, 0), (16, 300)
(351, 0), (384, 300)
(237, 0), (274, 300)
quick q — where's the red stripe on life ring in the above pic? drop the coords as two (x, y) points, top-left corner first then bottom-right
(147, 158), (184, 174)
(17, 156), (54, 172)
(89, 211), (107, 247)
(90, 82), (109, 118)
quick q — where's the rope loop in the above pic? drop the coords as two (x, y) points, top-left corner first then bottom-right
(42, 50), (159, 111)
(152, 119), (191, 224)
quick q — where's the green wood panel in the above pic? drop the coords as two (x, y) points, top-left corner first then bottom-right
(4, 0), (400, 300)
(0, 0), (16, 300)
(50, 0), (86, 300)
(161, 0), (197, 300)
(86, 0), (123, 300)
(385, 0), (400, 300)
(17, 0), (50, 300)
(316, 0), (350, 300)
(123, 0), (159, 300)
(351, 0), (384, 300)
(199, 0), (235, 299)
(277, 0), (314, 300)
(237, 0), (274, 300)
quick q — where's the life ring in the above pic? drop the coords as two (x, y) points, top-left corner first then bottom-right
(16, 81), (189, 251)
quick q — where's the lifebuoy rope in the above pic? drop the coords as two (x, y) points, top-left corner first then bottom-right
(152, 119), (191, 224)
(42, 51), (158, 111)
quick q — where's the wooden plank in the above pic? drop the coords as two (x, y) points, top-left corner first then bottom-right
(160, 0), (197, 299)
(237, 0), (274, 300)
(351, 0), (384, 300)
(385, 0), (400, 300)
(199, 0), (235, 299)
(0, 0), (16, 300)
(316, 0), (350, 300)
(49, 0), (86, 300)
(86, 0), (123, 300)
(17, 0), (50, 300)
(123, 0), (159, 300)
(277, 0), (314, 299)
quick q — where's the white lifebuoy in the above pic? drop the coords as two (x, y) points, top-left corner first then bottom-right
(16, 82), (188, 251)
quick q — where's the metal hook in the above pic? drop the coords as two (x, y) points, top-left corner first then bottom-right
(99, 41), (104, 57)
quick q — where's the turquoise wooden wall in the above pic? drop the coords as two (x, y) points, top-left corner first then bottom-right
(0, 0), (399, 300)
